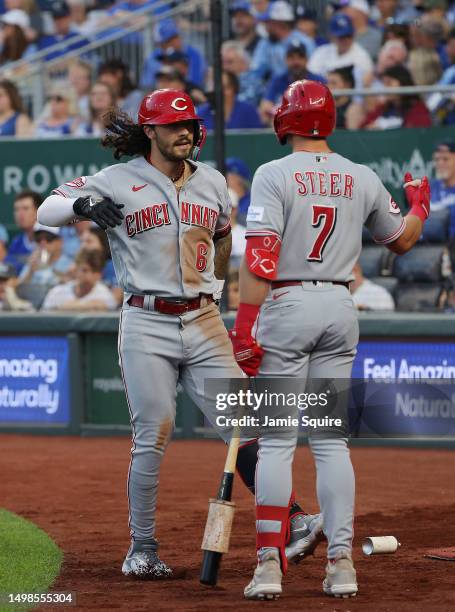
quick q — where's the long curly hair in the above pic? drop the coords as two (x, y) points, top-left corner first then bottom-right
(101, 109), (150, 160)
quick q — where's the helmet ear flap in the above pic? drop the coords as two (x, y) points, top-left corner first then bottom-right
(191, 122), (207, 160)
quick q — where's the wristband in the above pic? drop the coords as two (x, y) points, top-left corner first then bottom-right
(234, 302), (260, 334)
(409, 204), (428, 224)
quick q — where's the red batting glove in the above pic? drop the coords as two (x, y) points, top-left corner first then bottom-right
(229, 303), (264, 377)
(403, 172), (430, 223)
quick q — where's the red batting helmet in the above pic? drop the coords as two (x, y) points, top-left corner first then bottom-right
(273, 80), (336, 145)
(138, 89), (206, 159)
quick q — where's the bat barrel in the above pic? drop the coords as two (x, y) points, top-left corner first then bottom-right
(200, 551), (222, 585)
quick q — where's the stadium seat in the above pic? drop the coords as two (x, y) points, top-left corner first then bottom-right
(359, 246), (388, 277)
(395, 283), (442, 312)
(420, 209), (450, 243)
(393, 246), (447, 282)
(370, 276), (398, 296)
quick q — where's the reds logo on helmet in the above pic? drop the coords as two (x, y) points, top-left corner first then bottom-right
(273, 80), (336, 145)
(138, 89), (200, 126)
(170, 97), (189, 111)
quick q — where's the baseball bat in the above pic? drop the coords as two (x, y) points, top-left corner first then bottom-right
(200, 431), (240, 586)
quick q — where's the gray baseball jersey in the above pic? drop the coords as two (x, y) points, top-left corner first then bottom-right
(246, 151), (405, 281)
(53, 157), (232, 298)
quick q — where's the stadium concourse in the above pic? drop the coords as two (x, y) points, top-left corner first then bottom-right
(1, 435), (455, 610)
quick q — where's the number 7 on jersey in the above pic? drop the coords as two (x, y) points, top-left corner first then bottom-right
(307, 205), (337, 263)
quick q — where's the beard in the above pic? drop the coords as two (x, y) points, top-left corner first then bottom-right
(155, 134), (193, 161)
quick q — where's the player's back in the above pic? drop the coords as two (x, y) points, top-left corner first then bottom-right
(246, 151), (404, 282)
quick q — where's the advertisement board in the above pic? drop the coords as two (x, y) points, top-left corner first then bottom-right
(0, 336), (70, 424)
(351, 341), (455, 437)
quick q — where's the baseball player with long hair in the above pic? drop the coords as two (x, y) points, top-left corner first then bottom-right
(229, 80), (430, 600)
(37, 89), (322, 579)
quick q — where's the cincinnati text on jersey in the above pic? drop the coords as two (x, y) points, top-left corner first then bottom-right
(294, 171), (354, 199)
(125, 203), (171, 237)
(180, 202), (219, 233)
(125, 201), (219, 238)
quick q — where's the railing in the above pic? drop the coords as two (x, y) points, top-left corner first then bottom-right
(2, 0), (210, 119)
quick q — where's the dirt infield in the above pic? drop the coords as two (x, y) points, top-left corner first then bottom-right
(2, 435), (455, 611)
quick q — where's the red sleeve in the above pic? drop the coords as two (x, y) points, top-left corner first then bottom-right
(404, 101), (432, 128)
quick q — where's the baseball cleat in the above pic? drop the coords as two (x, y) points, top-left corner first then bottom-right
(122, 541), (173, 579)
(323, 550), (358, 598)
(285, 513), (325, 563)
(244, 550), (282, 600)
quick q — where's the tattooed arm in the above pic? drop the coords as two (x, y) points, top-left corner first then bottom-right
(214, 232), (232, 280)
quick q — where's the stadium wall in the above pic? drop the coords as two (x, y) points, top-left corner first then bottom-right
(0, 312), (454, 448)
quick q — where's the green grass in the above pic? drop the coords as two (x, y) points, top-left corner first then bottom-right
(0, 509), (63, 611)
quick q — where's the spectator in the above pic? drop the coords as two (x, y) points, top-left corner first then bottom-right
(382, 23), (411, 48)
(327, 66), (364, 129)
(0, 9), (30, 63)
(229, 0), (263, 57)
(36, 0), (89, 61)
(141, 18), (206, 89)
(60, 219), (92, 259)
(42, 249), (117, 311)
(430, 142), (455, 228)
(308, 13), (374, 85)
(155, 65), (186, 90)
(16, 222), (73, 307)
(420, 0), (449, 31)
(0, 224), (8, 261)
(376, 39), (408, 75)
(295, 6), (327, 47)
(68, 0), (106, 36)
(226, 156), (251, 224)
(340, 0), (382, 59)
(351, 262), (395, 311)
(35, 83), (79, 137)
(5, 190), (41, 274)
(259, 41), (325, 125)
(74, 81), (116, 136)
(227, 267), (240, 311)
(221, 40), (264, 105)
(371, 0), (419, 28)
(0, 261), (33, 311)
(0, 79), (33, 136)
(68, 59), (92, 120)
(228, 188), (246, 259)
(428, 29), (455, 120)
(197, 70), (263, 129)
(153, 52), (206, 104)
(410, 16), (445, 66)
(98, 58), (143, 119)
(361, 65), (432, 129)
(80, 225), (116, 284)
(252, 1), (315, 79)
(408, 48), (442, 86)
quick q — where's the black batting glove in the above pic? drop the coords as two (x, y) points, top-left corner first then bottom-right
(73, 196), (125, 230)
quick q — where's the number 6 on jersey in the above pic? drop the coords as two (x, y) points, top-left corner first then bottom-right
(307, 205), (337, 263)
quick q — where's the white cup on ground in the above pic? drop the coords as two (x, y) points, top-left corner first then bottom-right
(362, 536), (400, 555)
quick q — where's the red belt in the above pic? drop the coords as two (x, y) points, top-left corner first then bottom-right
(271, 280), (350, 290)
(127, 294), (214, 315)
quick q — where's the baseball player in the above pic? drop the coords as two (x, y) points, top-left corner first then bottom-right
(37, 89), (322, 579)
(229, 80), (430, 600)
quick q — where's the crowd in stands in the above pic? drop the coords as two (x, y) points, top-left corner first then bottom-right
(0, 189), (121, 311)
(1, 0), (455, 312)
(2, 0), (455, 135)
(0, 138), (454, 313)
